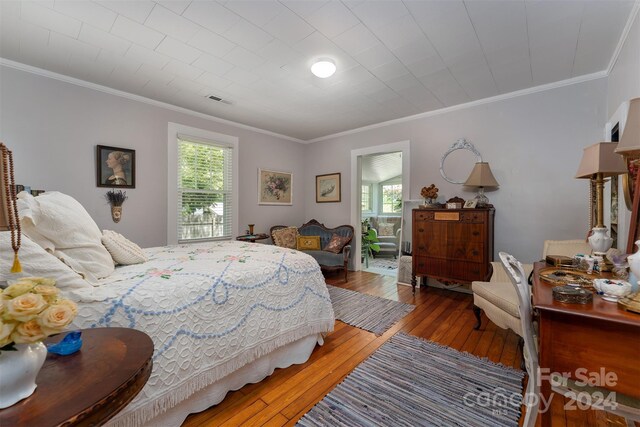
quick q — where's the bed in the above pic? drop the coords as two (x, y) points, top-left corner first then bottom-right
(7, 192), (335, 426)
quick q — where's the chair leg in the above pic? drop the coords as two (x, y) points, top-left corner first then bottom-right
(472, 305), (482, 330)
(518, 337), (525, 370)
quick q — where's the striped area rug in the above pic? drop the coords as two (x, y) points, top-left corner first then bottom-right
(297, 333), (525, 427)
(327, 285), (415, 335)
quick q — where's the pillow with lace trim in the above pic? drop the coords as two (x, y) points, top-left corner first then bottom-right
(101, 230), (148, 265)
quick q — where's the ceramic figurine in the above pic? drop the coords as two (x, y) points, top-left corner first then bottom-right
(46, 331), (82, 356)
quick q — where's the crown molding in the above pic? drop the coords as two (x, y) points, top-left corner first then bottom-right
(607, 1), (640, 75)
(0, 58), (305, 144)
(306, 71), (608, 143)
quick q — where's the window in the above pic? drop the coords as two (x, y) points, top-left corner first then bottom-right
(361, 184), (372, 212)
(381, 184), (402, 213)
(168, 123), (238, 244)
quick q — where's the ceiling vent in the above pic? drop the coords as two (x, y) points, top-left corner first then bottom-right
(207, 95), (232, 105)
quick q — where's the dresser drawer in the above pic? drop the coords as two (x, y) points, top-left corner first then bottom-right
(448, 241), (484, 262)
(414, 257), (449, 277)
(450, 262), (486, 282)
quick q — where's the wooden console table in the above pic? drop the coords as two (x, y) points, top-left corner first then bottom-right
(533, 262), (640, 426)
(0, 327), (153, 426)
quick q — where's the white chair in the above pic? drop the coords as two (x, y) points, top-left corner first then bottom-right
(499, 252), (539, 427)
(500, 251), (640, 426)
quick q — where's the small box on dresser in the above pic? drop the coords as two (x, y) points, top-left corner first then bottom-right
(411, 207), (495, 293)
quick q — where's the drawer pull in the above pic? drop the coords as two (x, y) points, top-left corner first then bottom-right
(472, 250), (479, 256)
(472, 231), (480, 236)
(418, 228), (424, 232)
(418, 245), (425, 250)
(418, 262), (425, 267)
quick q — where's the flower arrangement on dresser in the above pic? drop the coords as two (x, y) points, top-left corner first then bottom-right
(0, 277), (78, 408)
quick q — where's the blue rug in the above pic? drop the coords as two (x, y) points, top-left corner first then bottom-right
(327, 286), (414, 336)
(297, 333), (524, 426)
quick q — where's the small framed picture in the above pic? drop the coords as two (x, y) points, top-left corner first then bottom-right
(464, 199), (478, 208)
(316, 173), (341, 203)
(97, 145), (135, 188)
(446, 202), (462, 209)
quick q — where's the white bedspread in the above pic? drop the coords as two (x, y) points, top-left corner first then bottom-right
(70, 241), (335, 426)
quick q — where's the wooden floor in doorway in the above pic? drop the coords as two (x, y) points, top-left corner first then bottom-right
(182, 271), (631, 427)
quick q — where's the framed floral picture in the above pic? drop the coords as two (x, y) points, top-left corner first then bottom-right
(316, 173), (341, 203)
(258, 169), (292, 205)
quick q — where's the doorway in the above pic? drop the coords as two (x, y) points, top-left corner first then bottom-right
(350, 141), (410, 272)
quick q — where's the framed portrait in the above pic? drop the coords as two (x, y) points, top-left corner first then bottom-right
(316, 173), (341, 203)
(463, 199), (477, 208)
(97, 145), (135, 188)
(258, 169), (292, 205)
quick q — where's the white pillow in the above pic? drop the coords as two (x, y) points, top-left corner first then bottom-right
(17, 191), (115, 282)
(0, 232), (92, 291)
(102, 230), (148, 265)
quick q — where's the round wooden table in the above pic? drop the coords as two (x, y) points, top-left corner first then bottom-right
(236, 233), (269, 243)
(0, 327), (153, 426)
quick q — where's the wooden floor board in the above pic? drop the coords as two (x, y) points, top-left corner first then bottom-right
(181, 271), (624, 427)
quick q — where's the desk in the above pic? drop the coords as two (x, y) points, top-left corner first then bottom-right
(0, 327), (153, 426)
(236, 233), (269, 243)
(533, 262), (640, 426)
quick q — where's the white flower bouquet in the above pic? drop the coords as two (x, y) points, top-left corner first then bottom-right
(0, 277), (78, 349)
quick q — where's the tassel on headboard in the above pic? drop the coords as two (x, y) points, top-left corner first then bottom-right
(1, 143), (22, 273)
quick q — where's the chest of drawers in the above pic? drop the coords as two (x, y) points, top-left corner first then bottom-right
(411, 208), (494, 293)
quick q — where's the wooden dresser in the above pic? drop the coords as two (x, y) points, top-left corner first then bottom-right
(411, 207), (495, 293)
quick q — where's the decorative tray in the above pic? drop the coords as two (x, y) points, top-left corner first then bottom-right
(618, 292), (640, 314)
(538, 267), (595, 290)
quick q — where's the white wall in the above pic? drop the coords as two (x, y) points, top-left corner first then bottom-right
(607, 12), (640, 116)
(305, 79), (608, 263)
(0, 65), (306, 248)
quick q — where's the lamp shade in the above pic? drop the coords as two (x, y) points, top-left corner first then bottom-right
(575, 142), (626, 179)
(615, 98), (640, 154)
(464, 162), (499, 188)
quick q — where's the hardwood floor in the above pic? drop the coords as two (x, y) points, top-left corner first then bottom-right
(183, 271), (630, 427)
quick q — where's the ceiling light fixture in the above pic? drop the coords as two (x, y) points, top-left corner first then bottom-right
(311, 59), (336, 78)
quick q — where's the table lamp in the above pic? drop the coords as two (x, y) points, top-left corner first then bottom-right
(575, 142), (626, 255)
(464, 162), (499, 206)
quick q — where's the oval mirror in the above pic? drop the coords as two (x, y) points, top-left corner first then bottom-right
(439, 139), (483, 184)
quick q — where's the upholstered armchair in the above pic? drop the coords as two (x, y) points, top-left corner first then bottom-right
(371, 227), (401, 258)
(472, 239), (592, 334)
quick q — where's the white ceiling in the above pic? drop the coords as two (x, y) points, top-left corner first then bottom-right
(362, 151), (402, 182)
(0, 1), (635, 141)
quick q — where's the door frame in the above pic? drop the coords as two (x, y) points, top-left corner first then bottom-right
(350, 140), (410, 271)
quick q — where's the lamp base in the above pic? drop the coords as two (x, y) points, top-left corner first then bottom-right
(474, 187), (490, 207)
(588, 227), (613, 254)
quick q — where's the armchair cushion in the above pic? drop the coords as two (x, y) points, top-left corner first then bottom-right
(378, 223), (395, 236)
(472, 280), (519, 319)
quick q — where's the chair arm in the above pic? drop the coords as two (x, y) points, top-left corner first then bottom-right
(490, 261), (534, 283)
(342, 244), (351, 262)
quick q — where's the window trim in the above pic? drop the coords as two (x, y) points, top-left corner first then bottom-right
(167, 123), (238, 245)
(361, 183), (373, 214)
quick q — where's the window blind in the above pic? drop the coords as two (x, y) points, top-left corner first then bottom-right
(177, 134), (234, 242)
